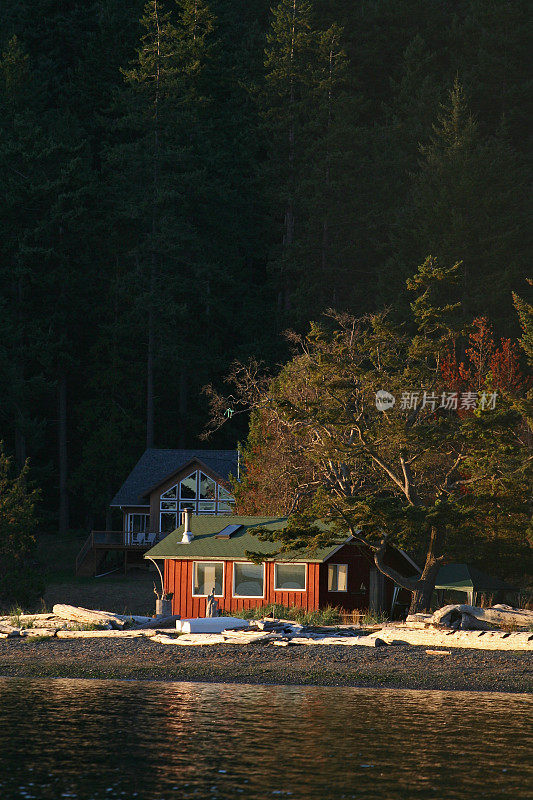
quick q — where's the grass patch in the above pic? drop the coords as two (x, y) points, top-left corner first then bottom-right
(497, 621), (533, 633)
(8, 607), (38, 628)
(67, 622), (107, 631)
(223, 604), (344, 626)
(8, 607), (24, 627)
(25, 634), (54, 642)
(223, 604), (390, 627)
(358, 611), (389, 626)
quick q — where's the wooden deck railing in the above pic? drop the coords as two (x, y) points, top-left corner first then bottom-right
(75, 531), (167, 573)
(91, 531), (167, 547)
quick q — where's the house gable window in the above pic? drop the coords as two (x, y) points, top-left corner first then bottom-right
(160, 512), (178, 533)
(180, 473), (197, 499)
(192, 561), (224, 597)
(328, 563), (348, 592)
(274, 563), (306, 591)
(233, 562), (265, 598)
(217, 485), (234, 513)
(159, 470), (235, 530)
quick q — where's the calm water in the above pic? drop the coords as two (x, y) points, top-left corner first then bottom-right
(0, 679), (531, 800)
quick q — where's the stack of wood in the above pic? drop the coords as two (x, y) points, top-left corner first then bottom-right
(152, 618), (386, 647)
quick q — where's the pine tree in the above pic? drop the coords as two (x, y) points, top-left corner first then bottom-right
(261, 1), (354, 323)
(0, 36), (38, 471)
(406, 79), (528, 329)
(120, 0), (184, 448)
(261, 0), (318, 317)
(0, 443), (41, 606)
(106, 0), (223, 449)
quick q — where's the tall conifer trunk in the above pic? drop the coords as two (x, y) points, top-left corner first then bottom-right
(15, 427), (26, 472)
(321, 41), (333, 285)
(14, 278), (26, 471)
(58, 372), (69, 535)
(146, 295), (155, 448)
(281, 0), (296, 314)
(146, 0), (161, 449)
(178, 371), (188, 447)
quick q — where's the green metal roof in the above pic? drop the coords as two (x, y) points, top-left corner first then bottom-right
(435, 563), (517, 593)
(144, 516), (347, 562)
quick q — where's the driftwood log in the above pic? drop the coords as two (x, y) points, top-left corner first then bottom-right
(56, 628), (159, 639)
(370, 627), (533, 650)
(23, 628), (59, 637)
(133, 615), (181, 630)
(432, 604), (533, 630)
(288, 635), (386, 647)
(0, 613), (57, 624)
(0, 624), (22, 637)
(150, 629), (388, 647)
(52, 604), (126, 629)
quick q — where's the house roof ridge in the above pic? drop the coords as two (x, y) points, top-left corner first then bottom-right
(110, 448), (239, 508)
(144, 515), (345, 563)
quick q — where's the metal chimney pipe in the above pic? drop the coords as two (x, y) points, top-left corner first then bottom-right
(181, 508), (193, 544)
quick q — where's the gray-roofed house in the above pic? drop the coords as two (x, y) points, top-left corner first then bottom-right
(75, 449), (238, 576)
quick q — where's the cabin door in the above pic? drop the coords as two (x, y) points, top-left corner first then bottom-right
(369, 569), (385, 613)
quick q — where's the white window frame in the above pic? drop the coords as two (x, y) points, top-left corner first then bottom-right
(158, 471), (236, 519)
(232, 561), (265, 599)
(327, 563), (348, 592)
(126, 513), (149, 533)
(274, 562), (307, 592)
(199, 471), (217, 501)
(159, 511), (178, 533)
(179, 472), (198, 500)
(160, 485), (178, 499)
(192, 561), (225, 598)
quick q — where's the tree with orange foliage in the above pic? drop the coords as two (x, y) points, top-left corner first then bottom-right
(207, 259), (531, 612)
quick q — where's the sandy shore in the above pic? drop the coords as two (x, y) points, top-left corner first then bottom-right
(0, 637), (531, 692)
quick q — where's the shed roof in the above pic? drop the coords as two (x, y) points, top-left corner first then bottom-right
(144, 515), (348, 562)
(435, 563), (516, 593)
(110, 449), (238, 507)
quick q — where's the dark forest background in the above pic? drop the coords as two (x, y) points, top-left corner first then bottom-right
(0, 0), (530, 534)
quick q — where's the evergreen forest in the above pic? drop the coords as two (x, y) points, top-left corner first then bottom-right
(0, 0), (530, 533)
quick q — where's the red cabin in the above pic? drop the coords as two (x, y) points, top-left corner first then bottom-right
(145, 515), (418, 618)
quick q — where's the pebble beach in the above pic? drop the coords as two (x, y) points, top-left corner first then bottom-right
(1, 637), (531, 692)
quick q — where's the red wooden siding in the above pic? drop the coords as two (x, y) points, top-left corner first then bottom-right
(318, 543), (372, 611)
(164, 543), (414, 618)
(318, 542), (413, 612)
(165, 559), (321, 617)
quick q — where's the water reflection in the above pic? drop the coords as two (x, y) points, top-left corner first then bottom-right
(0, 678), (530, 799)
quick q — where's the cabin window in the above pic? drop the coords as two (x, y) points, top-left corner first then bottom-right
(233, 563), (264, 598)
(328, 563), (348, 592)
(193, 561), (224, 597)
(274, 563), (306, 591)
